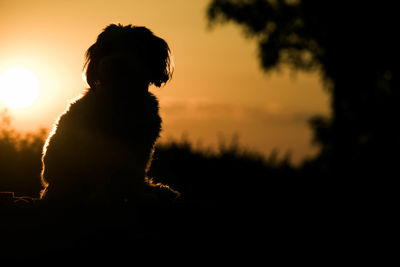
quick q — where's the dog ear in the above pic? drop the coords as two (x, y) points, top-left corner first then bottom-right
(127, 26), (173, 87)
(147, 35), (174, 87)
(84, 24), (124, 88)
(84, 43), (99, 88)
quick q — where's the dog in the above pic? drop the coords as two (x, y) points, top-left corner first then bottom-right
(40, 24), (176, 207)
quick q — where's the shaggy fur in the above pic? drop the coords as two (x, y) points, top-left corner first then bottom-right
(40, 24), (176, 206)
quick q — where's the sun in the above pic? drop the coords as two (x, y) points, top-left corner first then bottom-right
(0, 67), (40, 109)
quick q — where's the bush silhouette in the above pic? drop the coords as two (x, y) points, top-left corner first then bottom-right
(0, 110), (45, 197)
(1, 113), (301, 259)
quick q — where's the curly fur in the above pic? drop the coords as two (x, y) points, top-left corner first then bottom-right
(40, 24), (176, 206)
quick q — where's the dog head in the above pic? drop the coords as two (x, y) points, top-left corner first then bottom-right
(84, 24), (173, 91)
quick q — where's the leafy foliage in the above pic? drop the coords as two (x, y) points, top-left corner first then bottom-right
(208, 0), (322, 72)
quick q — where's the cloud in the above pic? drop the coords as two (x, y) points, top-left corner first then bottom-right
(160, 98), (316, 125)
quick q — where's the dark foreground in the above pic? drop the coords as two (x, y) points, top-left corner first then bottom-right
(1, 184), (394, 264)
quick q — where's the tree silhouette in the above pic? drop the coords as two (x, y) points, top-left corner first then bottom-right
(207, 0), (400, 180)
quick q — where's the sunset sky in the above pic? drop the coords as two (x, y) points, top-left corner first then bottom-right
(0, 0), (330, 164)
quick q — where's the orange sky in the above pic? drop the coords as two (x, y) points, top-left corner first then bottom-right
(0, 0), (330, 164)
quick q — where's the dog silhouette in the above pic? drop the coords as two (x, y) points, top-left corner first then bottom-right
(40, 24), (176, 207)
